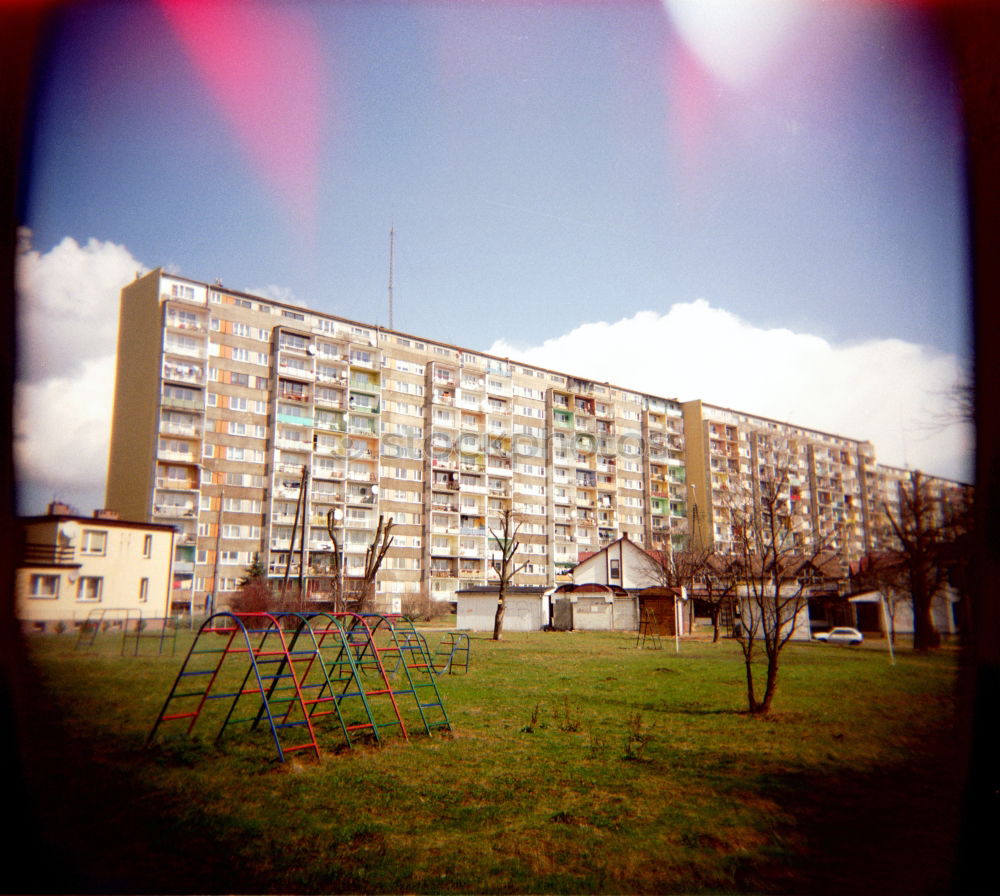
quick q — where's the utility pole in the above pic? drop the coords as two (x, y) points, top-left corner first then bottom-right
(209, 483), (225, 619)
(388, 226), (394, 330)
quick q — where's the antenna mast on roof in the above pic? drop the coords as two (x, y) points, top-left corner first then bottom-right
(387, 226), (395, 330)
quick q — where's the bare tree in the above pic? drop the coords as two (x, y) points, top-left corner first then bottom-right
(699, 554), (741, 642)
(489, 508), (528, 641)
(638, 546), (736, 641)
(884, 470), (971, 651)
(726, 464), (835, 715)
(851, 551), (910, 646)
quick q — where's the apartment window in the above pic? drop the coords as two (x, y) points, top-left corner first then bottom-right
(77, 576), (103, 602)
(143, 534), (153, 558)
(138, 578), (149, 603)
(170, 283), (195, 301)
(29, 574), (59, 599)
(81, 529), (107, 556)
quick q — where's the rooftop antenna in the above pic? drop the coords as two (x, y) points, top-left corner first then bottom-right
(387, 226), (395, 330)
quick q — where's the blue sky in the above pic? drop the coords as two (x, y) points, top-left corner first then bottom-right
(15, 0), (973, 513)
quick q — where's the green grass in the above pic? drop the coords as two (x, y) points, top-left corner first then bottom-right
(17, 629), (963, 894)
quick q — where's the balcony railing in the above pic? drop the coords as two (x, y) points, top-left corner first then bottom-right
(21, 543), (78, 566)
(160, 422), (201, 438)
(155, 477), (198, 490)
(154, 504), (196, 518)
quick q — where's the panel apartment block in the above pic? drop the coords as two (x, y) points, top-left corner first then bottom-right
(106, 270), (966, 614)
(106, 271), (688, 612)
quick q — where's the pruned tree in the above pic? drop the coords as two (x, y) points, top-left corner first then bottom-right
(358, 514), (394, 613)
(319, 512), (394, 613)
(725, 462), (836, 715)
(325, 509), (344, 612)
(489, 508), (528, 641)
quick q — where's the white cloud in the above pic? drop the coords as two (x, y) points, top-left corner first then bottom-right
(16, 230), (147, 383)
(15, 232), (148, 511)
(247, 283), (300, 305)
(489, 299), (973, 483)
(15, 355), (117, 496)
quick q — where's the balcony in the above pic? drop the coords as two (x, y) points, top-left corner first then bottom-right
(278, 364), (315, 383)
(165, 315), (206, 333)
(163, 341), (205, 360)
(153, 504), (197, 519)
(312, 466), (343, 481)
(460, 526), (486, 536)
(155, 477), (198, 491)
(161, 393), (202, 412)
(162, 364), (203, 385)
(160, 422), (201, 439)
(277, 412), (314, 427)
(313, 394), (342, 410)
(157, 448), (198, 464)
(21, 543), (78, 566)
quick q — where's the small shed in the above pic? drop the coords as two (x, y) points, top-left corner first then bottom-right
(636, 587), (690, 636)
(550, 583), (638, 632)
(455, 585), (551, 632)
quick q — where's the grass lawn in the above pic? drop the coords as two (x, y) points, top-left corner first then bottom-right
(14, 626), (964, 894)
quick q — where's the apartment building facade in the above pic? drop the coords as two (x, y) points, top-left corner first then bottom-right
(681, 400), (881, 562)
(106, 270), (692, 613)
(105, 269), (967, 614)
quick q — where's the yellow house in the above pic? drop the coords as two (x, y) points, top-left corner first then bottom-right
(16, 503), (175, 631)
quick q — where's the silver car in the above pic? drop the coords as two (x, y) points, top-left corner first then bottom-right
(814, 627), (864, 645)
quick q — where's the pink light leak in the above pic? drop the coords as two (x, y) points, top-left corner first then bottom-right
(663, 31), (717, 195)
(158, 0), (327, 235)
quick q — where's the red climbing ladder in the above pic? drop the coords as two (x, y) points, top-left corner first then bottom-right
(147, 612), (322, 762)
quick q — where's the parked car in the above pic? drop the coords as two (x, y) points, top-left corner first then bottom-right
(814, 627), (864, 645)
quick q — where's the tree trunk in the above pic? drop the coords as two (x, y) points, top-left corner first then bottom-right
(913, 597), (941, 650)
(911, 568), (941, 651)
(711, 605), (721, 643)
(744, 655), (758, 713)
(492, 584), (506, 641)
(756, 653), (780, 715)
